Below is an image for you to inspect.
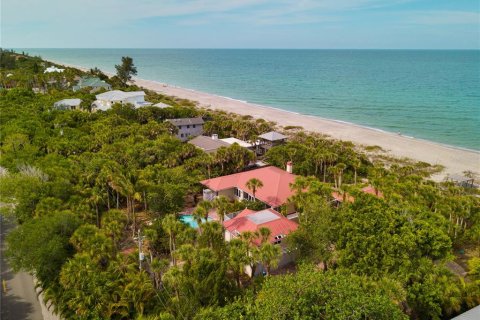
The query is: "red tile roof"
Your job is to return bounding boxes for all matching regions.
[223,208,298,245]
[200,166,297,207]
[331,191,354,203]
[362,185,384,198]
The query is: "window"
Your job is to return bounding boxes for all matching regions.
[193,124,196,128]
[178,125,182,130]
[181,133,184,138]
[234,188,242,198]
[187,125,190,128]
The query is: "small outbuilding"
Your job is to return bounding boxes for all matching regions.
[257,131,287,155]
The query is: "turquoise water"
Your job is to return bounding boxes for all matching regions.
[179,215,211,229]
[19,49,480,150]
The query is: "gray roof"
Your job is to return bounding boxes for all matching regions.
[452,305,480,320]
[247,210,280,224]
[54,98,82,107]
[258,131,287,141]
[188,136,230,153]
[166,117,205,126]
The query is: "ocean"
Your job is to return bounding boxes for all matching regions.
[19,49,480,150]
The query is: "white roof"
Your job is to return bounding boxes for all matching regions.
[54,98,82,107]
[258,131,287,141]
[153,102,172,108]
[220,137,254,148]
[44,66,64,73]
[95,90,145,101]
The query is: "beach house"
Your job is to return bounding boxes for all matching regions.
[53,98,82,111]
[189,135,231,153]
[223,207,298,276]
[72,76,112,92]
[166,117,205,141]
[257,131,287,155]
[201,164,297,216]
[92,90,152,111]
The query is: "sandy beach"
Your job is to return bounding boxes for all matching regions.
[134,77,479,180]
[51,60,480,180]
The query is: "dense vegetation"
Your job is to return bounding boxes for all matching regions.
[1,49,479,319]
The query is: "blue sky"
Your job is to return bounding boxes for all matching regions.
[1,0,479,49]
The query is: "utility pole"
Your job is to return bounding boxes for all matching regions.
[137,229,145,271]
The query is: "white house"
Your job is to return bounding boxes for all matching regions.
[44,66,65,73]
[92,90,152,111]
[53,98,82,110]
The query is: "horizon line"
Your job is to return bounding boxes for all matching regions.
[6,47,480,51]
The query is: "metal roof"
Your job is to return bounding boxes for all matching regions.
[220,137,254,148]
[166,117,205,126]
[188,136,230,153]
[258,131,287,141]
[75,77,111,88]
[95,90,145,101]
[247,210,280,224]
[54,98,82,107]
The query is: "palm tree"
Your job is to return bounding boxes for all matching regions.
[213,195,230,225]
[228,239,248,288]
[350,156,361,185]
[258,243,281,276]
[162,214,182,266]
[336,163,347,188]
[246,178,264,201]
[257,227,271,244]
[150,258,169,289]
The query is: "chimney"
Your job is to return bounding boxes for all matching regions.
[286,161,293,174]
[211,134,218,140]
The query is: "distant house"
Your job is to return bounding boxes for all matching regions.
[361,185,384,198]
[223,207,298,276]
[92,90,152,111]
[220,137,255,150]
[153,102,172,108]
[446,174,476,188]
[201,164,298,215]
[53,98,82,111]
[189,135,231,153]
[72,76,112,92]
[257,131,287,155]
[44,66,64,73]
[166,117,204,141]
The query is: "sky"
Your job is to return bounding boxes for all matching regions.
[1,0,479,49]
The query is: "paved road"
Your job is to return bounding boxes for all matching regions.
[1,215,43,320]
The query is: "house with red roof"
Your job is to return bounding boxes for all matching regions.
[200,164,297,215]
[223,207,298,276]
[361,185,384,198]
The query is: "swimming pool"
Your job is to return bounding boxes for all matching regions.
[179,215,212,229]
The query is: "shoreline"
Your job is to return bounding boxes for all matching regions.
[49,59,480,180]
